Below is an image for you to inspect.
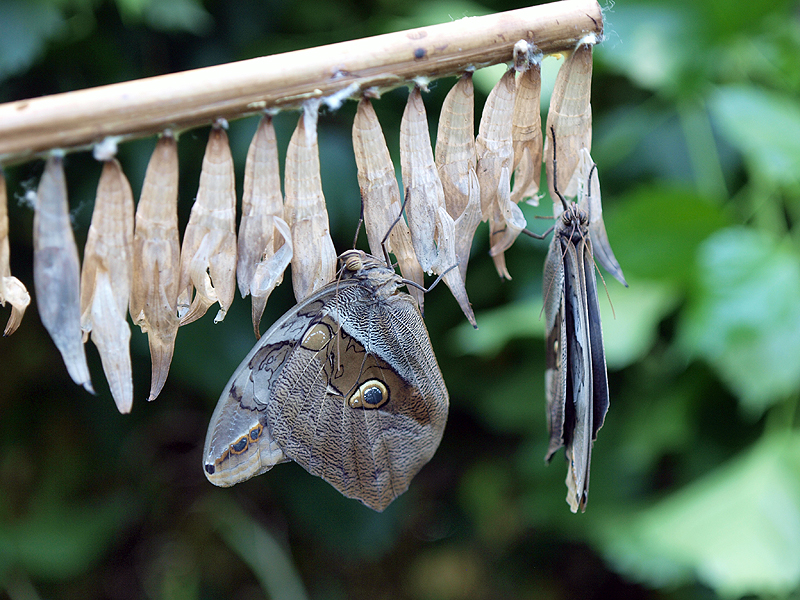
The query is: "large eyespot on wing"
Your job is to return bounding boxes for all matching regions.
[348,379,389,409]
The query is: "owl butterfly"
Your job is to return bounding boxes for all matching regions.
[203,249,449,512]
[530,130,624,513]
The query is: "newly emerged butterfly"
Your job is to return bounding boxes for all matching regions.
[530,129,624,512]
[204,248,449,512]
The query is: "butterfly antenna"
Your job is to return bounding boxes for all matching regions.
[401,262,458,295]
[550,126,570,212]
[332,257,350,351]
[381,188,409,268]
[352,197,365,250]
[588,162,598,193]
[592,252,616,319]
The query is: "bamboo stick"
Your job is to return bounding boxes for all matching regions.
[0,0,602,165]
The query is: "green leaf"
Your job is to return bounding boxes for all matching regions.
[0,494,134,581]
[708,85,800,187]
[450,299,543,357]
[599,5,700,95]
[0,0,64,82]
[681,227,800,413]
[599,278,680,369]
[204,494,309,600]
[144,0,213,35]
[451,275,679,371]
[469,359,543,436]
[597,431,800,598]
[606,185,730,286]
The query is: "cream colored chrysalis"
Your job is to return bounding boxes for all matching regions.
[284,100,337,302]
[476,69,527,279]
[33,156,93,392]
[435,73,482,283]
[130,133,181,401]
[80,154,135,412]
[178,122,238,325]
[352,96,424,310]
[400,86,476,327]
[0,170,30,335]
[575,148,626,287]
[238,115,292,337]
[511,41,543,205]
[544,39,594,203]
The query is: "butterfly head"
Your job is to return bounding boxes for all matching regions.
[338,249,388,274]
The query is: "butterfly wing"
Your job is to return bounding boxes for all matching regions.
[563,235,594,513]
[544,204,612,513]
[543,233,567,461]
[582,238,609,440]
[202,295,325,486]
[267,282,449,511]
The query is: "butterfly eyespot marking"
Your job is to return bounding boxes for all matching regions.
[301,323,333,351]
[231,437,249,454]
[348,379,389,409]
[249,424,263,442]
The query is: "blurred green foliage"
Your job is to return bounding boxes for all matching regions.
[1,0,800,598]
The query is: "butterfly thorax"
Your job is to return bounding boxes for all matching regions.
[557,203,590,244]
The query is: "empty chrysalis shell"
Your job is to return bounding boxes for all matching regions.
[511,61,543,205]
[0,170,30,335]
[435,74,483,284]
[80,159,135,412]
[177,124,238,325]
[352,96,425,310]
[283,102,337,302]
[477,69,527,279]
[544,43,593,202]
[400,86,442,275]
[238,115,293,337]
[436,73,477,220]
[130,133,181,401]
[400,87,476,327]
[33,156,93,392]
[476,68,516,218]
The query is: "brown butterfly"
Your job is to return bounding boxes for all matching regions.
[529,129,625,512]
[203,249,449,512]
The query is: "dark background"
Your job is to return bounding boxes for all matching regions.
[1,0,800,598]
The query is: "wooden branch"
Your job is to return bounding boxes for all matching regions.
[0,0,602,165]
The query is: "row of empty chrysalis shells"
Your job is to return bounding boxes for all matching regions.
[0,38,604,414]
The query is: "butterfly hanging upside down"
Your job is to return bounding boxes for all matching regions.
[203,249,449,512]
[526,129,626,513]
